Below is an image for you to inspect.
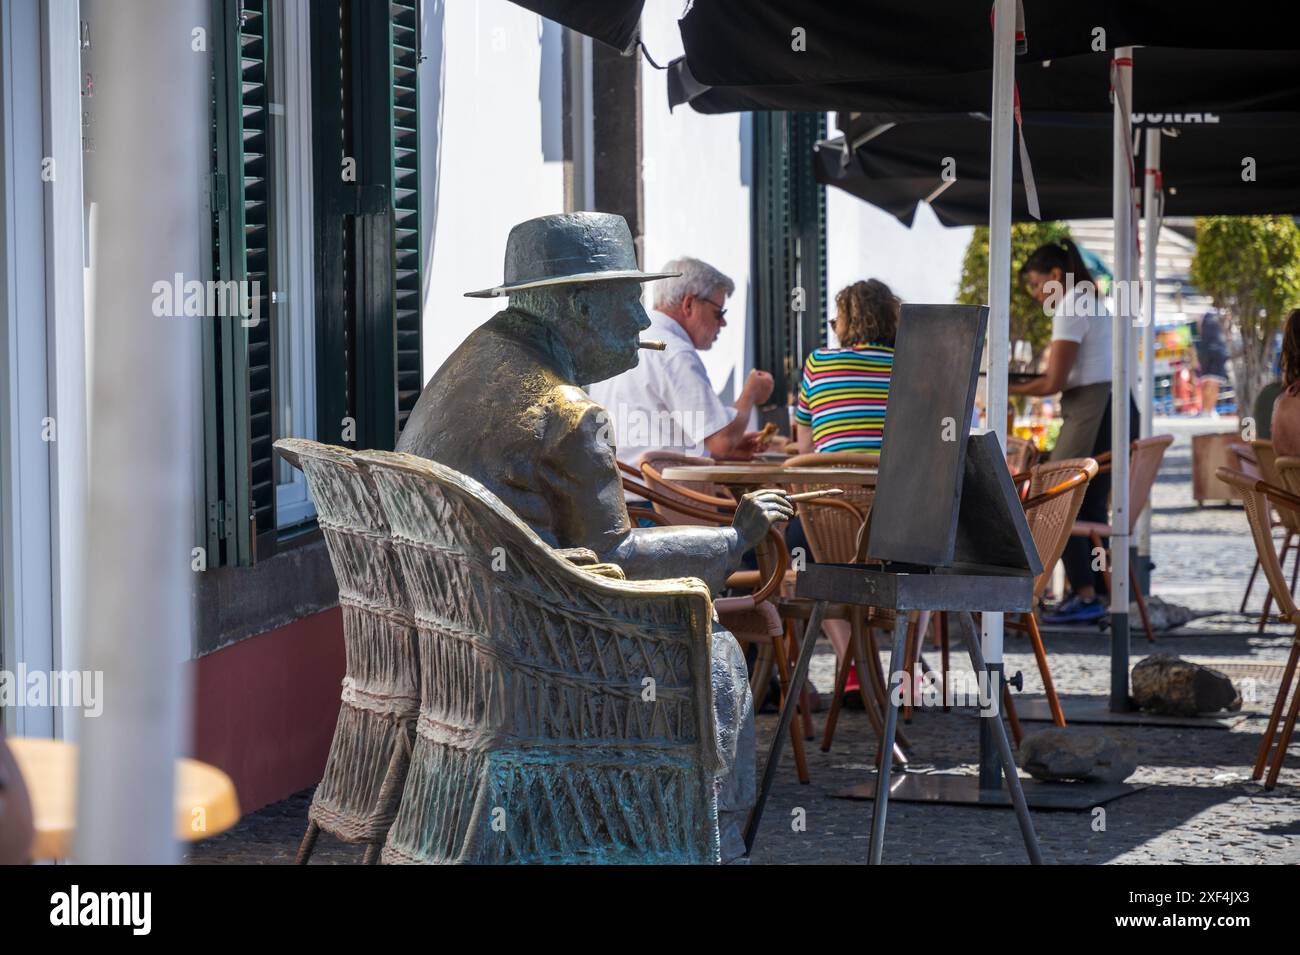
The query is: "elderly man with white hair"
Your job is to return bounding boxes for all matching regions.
[588,256,774,464]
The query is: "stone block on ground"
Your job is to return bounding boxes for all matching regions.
[1131,653,1242,716]
[1017,727,1138,783]
[1131,595,1197,632]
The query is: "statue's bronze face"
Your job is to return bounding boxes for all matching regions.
[508,280,651,386]
[567,281,653,384]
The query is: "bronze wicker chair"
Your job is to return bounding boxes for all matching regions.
[274,439,420,865]
[357,450,723,863]
[1216,467,1300,790]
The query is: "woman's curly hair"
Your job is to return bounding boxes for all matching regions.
[834,279,900,347]
[1282,308,1300,386]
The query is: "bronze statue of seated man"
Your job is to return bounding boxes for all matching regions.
[398,212,791,861]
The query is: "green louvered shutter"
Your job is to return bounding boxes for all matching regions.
[390,0,423,435]
[204,0,276,566]
[312,0,422,451]
[751,112,827,405]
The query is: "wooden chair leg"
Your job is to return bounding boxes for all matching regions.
[940,612,951,712]
[1003,685,1023,747]
[772,632,810,784]
[1131,565,1156,643]
[1266,656,1300,790]
[902,615,919,723]
[1255,633,1300,781]
[1290,537,1300,596]
[1025,612,1066,726]
[1241,555,1261,614]
[1260,535,1291,632]
[821,635,853,752]
[787,624,815,741]
[295,820,320,865]
[750,642,776,712]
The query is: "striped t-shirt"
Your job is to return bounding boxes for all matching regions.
[794,344,895,452]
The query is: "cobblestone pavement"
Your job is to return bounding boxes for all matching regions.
[189,416,1299,864]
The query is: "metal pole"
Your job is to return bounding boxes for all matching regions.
[979,0,1016,783]
[1110,48,1135,711]
[868,614,911,864]
[74,0,204,862]
[1137,130,1160,583]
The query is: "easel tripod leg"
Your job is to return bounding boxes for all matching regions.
[744,599,827,855]
[958,612,1044,865]
[867,615,910,865]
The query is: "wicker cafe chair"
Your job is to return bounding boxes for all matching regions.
[1071,434,1174,642]
[1005,457,1100,731]
[1216,467,1300,790]
[357,450,722,863]
[639,451,736,526]
[780,452,912,755]
[1256,452,1300,631]
[273,439,420,865]
[618,469,815,784]
[1239,441,1274,617]
[1005,434,1040,475]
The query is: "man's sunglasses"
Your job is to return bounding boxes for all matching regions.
[697,296,727,320]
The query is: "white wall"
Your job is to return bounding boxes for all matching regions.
[826,177,974,318]
[419,0,567,375]
[640,0,752,403]
[418,1,756,403]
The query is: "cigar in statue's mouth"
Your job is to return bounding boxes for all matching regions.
[638,339,667,351]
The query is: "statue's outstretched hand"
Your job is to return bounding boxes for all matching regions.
[731,489,794,550]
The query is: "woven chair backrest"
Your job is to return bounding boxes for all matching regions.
[638,450,732,526]
[273,438,419,843]
[783,452,879,564]
[1005,434,1040,474]
[1025,457,1098,598]
[1219,467,1298,622]
[1127,435,1175,529]
[1251,440,1300,533]
[356,449,721,864]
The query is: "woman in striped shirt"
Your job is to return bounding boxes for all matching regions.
[795,279,899,453]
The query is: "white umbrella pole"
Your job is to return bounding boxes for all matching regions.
[74,0,204,862]
[1137,129,1161,578]
[979,0,1015,788]
[1110,48,1135,711]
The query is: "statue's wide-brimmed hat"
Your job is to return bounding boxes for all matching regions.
[464,212,679,298]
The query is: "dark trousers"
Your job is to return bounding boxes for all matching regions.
[1060,393,1140,595]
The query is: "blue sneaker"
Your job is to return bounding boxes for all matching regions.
[1042,595,1106,625]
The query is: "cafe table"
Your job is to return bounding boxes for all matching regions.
[10,736,240,860]
[660,463,877,492]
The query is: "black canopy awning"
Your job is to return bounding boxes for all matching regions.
[678,0,1300,88]
[508,0,644,52]
[669,47,1300,117]
[816,116,1300,226]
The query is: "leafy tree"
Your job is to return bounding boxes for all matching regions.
[1190,216,1300,416]
[957,221,1071,361]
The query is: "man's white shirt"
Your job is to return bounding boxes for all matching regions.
[586,310,733,466]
